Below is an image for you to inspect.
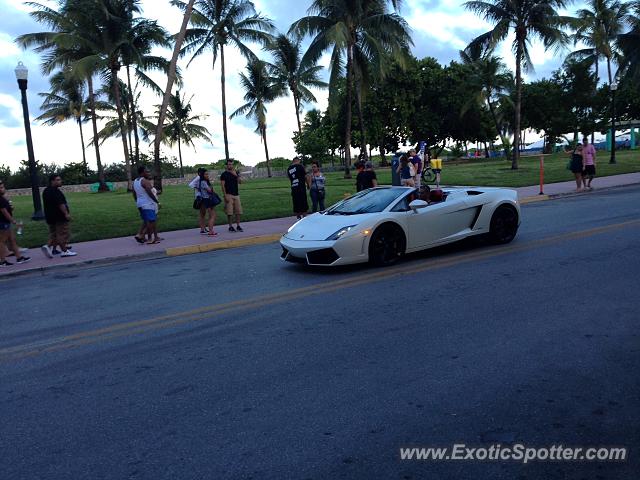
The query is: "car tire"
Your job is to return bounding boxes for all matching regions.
[368,224,405,267]
[489,204,519,244]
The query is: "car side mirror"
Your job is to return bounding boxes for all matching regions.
[409,199,428,212]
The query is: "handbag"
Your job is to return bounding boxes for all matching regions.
[193,197,203,210]
[210,192,222,207]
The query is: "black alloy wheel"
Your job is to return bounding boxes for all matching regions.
[369,225,405,266]
[489,205,519,244]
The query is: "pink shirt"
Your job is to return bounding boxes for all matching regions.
[583,144,596,165]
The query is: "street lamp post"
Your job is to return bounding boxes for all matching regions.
[610,82,618,165]
[15,61,44,220]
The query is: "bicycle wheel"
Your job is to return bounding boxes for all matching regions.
[422,168,436,184]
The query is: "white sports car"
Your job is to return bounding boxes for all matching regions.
[280,186,521,267]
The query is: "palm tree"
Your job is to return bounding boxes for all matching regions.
[231,59,283,177]
[460,49,514,159]
[464,0,569,169]
[172,0,275,162]
[618,2,640,80]
[16,1,109,190]
[290,0,411,176]
[154,0,196,191]
[568,0,633,143]
[266,33,327,134]
[36,70,90,174]
[162,92,212,177]
[570,0,632,86]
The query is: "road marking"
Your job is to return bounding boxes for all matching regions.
[2,218,639,362]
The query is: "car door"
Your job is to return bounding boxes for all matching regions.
[405,195,479,248]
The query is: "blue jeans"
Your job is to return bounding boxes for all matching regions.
[310,189,325,212]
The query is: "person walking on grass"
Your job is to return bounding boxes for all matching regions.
[0,180,30,266]
[41,174,76,258]
[189,168,219,236]
[307,161,326,213]
[288,157,308,219]
[132,166,161,245]
[582,136,597,189]
[356,161,378,191]
[397,155,415,187]
[220,160,243,232]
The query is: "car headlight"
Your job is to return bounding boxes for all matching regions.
[325,225,358,241]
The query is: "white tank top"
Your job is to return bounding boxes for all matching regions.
[134,177,155,209]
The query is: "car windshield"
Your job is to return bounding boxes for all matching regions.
[326,188,408,215]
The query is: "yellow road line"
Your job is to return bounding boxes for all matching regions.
[165,234,283,257]
[3,218,639,362]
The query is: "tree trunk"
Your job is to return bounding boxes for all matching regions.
[77,118,87,176]
[487,98,510,161]
[220,44,230,162]
[343,42,354,179]
[379,143,388,166]
[177,132,184,178]
[592,54,599,144]
[112,70,132,191]
[87,76,107,191]
[355,74,367,162]
[292,87,302,134]
[154,0,195,192]
[262,127,272,178]
[513,34,524,169]
[126,65,140,166]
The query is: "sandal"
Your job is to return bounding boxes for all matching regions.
[207,231,218,237]
[146,239,161,245]
[134,236,145,244]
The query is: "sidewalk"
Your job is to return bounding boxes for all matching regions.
[2,172,639,277]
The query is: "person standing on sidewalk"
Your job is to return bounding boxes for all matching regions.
[307,161,326,213]
[582,136,597,189]
[397,155,415,187]
[41,174,76,258]
[189,168,219,236]
[566,143,585,192]
[288,157,308,219]
[132,166,161,244]
[0,180,30,266]
[220,160,243,232]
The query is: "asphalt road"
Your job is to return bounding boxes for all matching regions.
[1,186,639,480]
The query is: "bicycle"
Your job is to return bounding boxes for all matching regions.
[421,163,436,184]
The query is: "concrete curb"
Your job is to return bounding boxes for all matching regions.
[165,233,283,257]
[520,195,550,204]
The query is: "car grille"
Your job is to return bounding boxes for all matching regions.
[306,248,340,265]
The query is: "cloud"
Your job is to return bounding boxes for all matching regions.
[0,0,570,172]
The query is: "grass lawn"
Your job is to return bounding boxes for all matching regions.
[9,149,639,248]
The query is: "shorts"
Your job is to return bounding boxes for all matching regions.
[0,222,11,231]
[140,209,157,222]
[0,225,10,244]
[401,178,415,187]
[201,197,217,209]
[48,222,70,246]
[430,159,443,170]
[584,165,596,176]
[224,195,243,216]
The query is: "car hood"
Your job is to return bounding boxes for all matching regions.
[284,212,379,241]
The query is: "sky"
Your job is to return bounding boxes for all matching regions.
[0,0,570,172]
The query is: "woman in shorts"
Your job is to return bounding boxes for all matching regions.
[189,168,219,236]
[397,155,415,187]
[567,143,585,192]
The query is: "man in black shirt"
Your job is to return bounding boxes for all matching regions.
[356,161,378,191]
[42,174,76,258]
[220,160,243,232]
[0,180,30,266]
[287,157,308,219]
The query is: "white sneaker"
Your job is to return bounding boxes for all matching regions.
[60,250,77,257]
[41,245,53,258]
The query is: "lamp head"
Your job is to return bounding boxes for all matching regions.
[611,82,618,91]
[15,61,28,81]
